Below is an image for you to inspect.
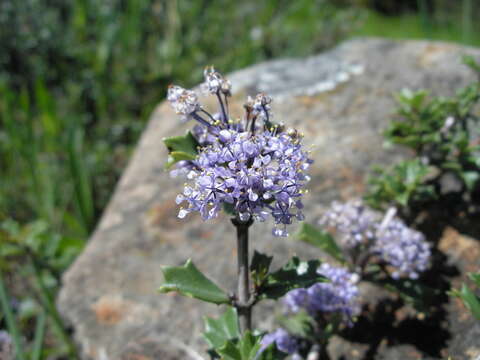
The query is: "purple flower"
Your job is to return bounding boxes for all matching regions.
[374,218,431,279]
[260,328,299,355]
[175,130,311,236]
[284,288,309,313]
[167,68,313,237]
[312,264,360,316]
[321,201,431,279]
[284,264,360,324]
[320,200,377,248]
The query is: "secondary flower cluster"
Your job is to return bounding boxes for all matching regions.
[373,217,431,279]
[167,68,313,236]
[284,264,360,323]
[260,328,300,358]
[321,200,431,279]
[320,200,377,248]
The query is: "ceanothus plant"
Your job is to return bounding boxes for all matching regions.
[159,67,324,359]
[266,200,432,357]
[160,67,438,360]
[158,68,433,360]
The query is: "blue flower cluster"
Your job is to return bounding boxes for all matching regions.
[260,328,301,358]
[373,218,431,279]
[167,68,313,236]
[284,264,360,323]
[321,200,431,279]
[320,200,377,248]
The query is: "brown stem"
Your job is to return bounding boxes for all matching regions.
[231,217,253,333]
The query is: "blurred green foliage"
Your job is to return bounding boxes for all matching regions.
[357,0,480,46]
[365,56,480,212]
[0,218,81,358]
[0,0,361,238]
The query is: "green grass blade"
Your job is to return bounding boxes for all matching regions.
[67,126,94,232]
[0,270,26,360]
[31,311,47,360]
[462,0,473,44]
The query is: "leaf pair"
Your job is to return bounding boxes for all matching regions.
[158,255,326,305]
[204,308,286,360]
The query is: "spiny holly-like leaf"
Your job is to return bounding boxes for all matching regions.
[258,257,325,300]
[296,222,345,262]
[250,251,273,286]
[163,132,199,168]
[203,307,240,350]
[159,259,229,305]
[216,331,286,360]
[163,131,198,155]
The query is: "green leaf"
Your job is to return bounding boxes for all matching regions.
[239,331,258,360]
[159,259,229,305]
[364,159,436,210]
[31,311,47,360]
[278,311,314,338]
[203,307,240,350]
[163,132,199,169]
[217,339,242,360]
[460,171,480,192]
[296,222,345,262]
[223,202,236,216]
[165,151,197,169]
[451,279,480,321]
[462,55,480,73]
[163,132,198,155]
[67,126,94,232]
[259,257,325,300]
[216,331,260,360]
[379,278,438,313]
[250,251,273,286]
[216,331,285,360]
[469,273,480,287]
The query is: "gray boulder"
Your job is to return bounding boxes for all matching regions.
[58,38,480,360]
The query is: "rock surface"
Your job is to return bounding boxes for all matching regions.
[58,38,480,360]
